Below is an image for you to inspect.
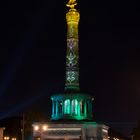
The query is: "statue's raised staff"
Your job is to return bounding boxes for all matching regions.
[66,0,77,9]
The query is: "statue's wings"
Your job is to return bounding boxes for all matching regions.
[66,0,77,9]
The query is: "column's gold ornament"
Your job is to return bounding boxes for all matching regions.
[66,0,77,9]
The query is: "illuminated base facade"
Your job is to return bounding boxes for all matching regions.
[32,92,109,140]
[51,93,93,121]
[33,122,109,140]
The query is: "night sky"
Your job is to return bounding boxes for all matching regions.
[0,0,140,136]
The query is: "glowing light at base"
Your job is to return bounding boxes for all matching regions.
[4,137,10,140]
[34,125,39,131]
[42,125,48,131]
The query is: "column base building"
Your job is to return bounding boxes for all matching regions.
[33,92,109,140]
[33,121,108,140]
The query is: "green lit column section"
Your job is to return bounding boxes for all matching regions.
[62,100,64,116]
[56,100,58,117]
[84,101,87,117]
[71,99,78,115]
[52,100,54,117]
[64,99,71,114]
[78,99,81,116]
[65,1,80,91]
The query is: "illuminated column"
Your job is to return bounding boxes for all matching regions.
[62,100,64,115]
[65,0,80,91]
[52,100,54,117]
[84,102,87,117]
[78,99,81,116]
[70,99,72,115]
[51,0,94,121]
[56,100,58,116]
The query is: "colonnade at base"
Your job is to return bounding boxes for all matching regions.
[51,93,93,120]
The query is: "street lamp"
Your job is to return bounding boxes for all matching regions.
[4,136,9,140]
[34,125,39,131]
[42,125,48,131]
[33,124,48,140]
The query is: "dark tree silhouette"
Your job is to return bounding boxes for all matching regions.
[131,121,140,140]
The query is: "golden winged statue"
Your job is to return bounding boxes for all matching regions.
[66,0,77,9]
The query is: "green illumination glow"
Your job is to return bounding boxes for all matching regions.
[72,99,78,115]
[51,94,93,120]
[84,102,87,117]
[64,99,70,114]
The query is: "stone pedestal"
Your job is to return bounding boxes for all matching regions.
[33,122,109,140]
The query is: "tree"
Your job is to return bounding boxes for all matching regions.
[23,109,48,140]
[132,121,140,140]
